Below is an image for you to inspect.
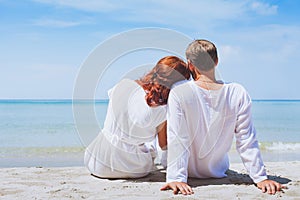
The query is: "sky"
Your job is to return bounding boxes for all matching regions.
[0,0,300,99]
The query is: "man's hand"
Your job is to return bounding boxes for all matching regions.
[160,182,193,195]
[256,179,287,195]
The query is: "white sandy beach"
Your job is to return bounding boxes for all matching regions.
[0,161,299,200]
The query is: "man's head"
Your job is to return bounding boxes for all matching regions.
[185,39,218,72]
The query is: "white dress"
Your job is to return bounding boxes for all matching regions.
[166,81,268,183]
[84,79,166,178]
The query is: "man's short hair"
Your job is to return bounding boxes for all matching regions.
[185,39,218,71]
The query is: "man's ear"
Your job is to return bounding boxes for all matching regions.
[215,58,219,67]
[187,61,198,80]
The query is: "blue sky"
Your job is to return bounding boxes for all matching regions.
[0,0,300,99]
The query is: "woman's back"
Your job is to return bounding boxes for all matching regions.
[103,79,167,144]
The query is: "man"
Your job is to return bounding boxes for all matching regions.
[161,39,285,195]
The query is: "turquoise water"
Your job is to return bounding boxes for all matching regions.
[0,99,299,167]
[0,100,81,148]
[253,100,300,142]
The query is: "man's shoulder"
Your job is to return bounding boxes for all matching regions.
[225,82,252,105]
[170,81,197,103]
[171,81,194,93]
[226,82,248,94]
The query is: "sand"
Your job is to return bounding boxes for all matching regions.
[0,161,299,200]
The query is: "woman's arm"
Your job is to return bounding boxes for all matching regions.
[157,121,167,150]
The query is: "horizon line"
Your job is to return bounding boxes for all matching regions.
[0,98,300,102]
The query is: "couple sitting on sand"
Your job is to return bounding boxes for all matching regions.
[84,39,285,195]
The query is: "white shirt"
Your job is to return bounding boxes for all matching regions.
[104,79,167,144]
[84,79,166,177]
[166,81,267,183]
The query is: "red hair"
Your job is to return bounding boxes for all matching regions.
[137,56,190,107]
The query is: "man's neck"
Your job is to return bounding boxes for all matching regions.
[193,69,224,90]
[194,69,217,83]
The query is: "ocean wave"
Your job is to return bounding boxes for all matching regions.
[259,142,300,151]
[0,147,85,157]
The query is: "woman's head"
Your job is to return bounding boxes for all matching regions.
[138,56,190,107]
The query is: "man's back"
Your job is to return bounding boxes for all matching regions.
[167,81,266,183]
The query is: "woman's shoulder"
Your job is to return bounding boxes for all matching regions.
[109,79,140,95]
[117,78,138,87]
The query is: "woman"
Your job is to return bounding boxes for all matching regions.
[84,56,190,178]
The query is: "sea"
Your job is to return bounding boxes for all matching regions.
[0,99,299,167]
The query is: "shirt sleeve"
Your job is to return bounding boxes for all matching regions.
[235,89,267,183]
[166,89,190,183]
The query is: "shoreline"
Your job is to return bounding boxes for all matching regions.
[0,161,299,199]
[1,147,299,168]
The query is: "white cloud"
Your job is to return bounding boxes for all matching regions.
[33,19,82,28]
[224,24,300,59]
[32,0,119,12]
[114,0,246,28]
[219,45,240,63]
[250,1,278,15]
[31,0,278,28]
[214,24,300,99]
[216,24,300,75]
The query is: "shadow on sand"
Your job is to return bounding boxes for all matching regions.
[120,167,291,187]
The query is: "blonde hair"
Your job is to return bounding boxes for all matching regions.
[186,39,218,71]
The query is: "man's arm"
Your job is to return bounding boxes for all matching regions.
[256,180,287,195]
[161,182,193,195]
[160,89,193,195]
[235,89,286,194]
